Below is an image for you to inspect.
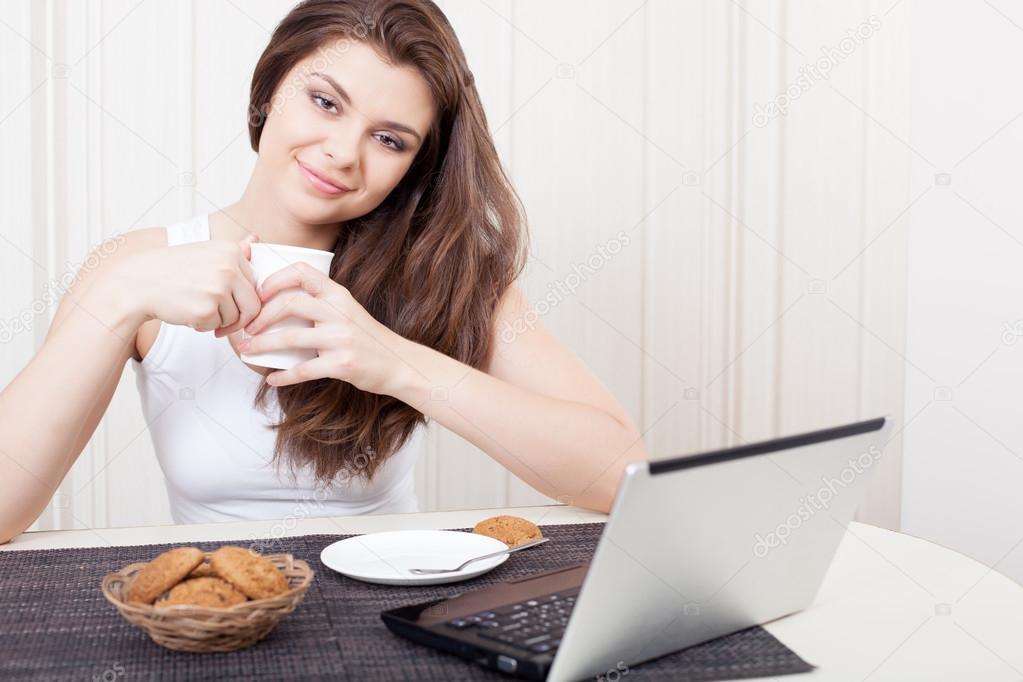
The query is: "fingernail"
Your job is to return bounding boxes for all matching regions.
[237,340,250,351]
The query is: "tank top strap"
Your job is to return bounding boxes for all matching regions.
[132,210,422,522]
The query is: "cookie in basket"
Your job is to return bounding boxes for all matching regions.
[187,561,216,579]
[102,548,314,654]
[156,576,248,608]
[472,515,543,548]
[210,545,289,599]
[126,547,204,605]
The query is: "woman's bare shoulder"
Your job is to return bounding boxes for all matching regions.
[123,226,169,250]
[43,226,171,364]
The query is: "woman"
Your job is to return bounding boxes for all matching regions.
[0,0,647,540]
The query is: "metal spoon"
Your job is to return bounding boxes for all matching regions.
[408,537,549,575]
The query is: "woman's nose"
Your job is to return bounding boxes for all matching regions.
[322,127,361,171]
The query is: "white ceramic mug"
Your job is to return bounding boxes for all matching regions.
[239,242,335,370]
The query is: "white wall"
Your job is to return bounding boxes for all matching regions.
[902,0,1023,585]
[0,1,911,532]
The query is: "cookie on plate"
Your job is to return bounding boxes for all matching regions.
[126,547,204,605]
[472,515,543,548]
[210,546,289,600]
[155,576,248,608]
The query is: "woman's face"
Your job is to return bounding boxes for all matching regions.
[257,40,435,225]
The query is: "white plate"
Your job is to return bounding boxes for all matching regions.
[319,530,510,585]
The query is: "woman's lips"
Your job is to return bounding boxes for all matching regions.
[297,161,350,196]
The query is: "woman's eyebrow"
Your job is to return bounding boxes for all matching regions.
[310,71,423,143]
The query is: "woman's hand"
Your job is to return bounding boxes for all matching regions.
[107,233,262,335]
[236,262,414,395]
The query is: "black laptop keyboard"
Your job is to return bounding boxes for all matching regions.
[444,588,580,655]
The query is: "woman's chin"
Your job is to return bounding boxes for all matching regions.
[288,193,359,225]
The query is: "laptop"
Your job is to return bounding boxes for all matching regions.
[382,416,892,681]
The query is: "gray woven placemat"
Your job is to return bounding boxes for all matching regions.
[0,522,814,681]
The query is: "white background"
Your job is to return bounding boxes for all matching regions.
[1,0,1017,588]
[902,0,1023,587]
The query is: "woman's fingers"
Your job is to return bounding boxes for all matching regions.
[194,310,223,332]
[257,261,334,303]
[241,326,327,353]
[233,277,262,329]
[264,357,335,387]
[246,291,332,334]
[237,242,259,290]
[215,240,261,336]
[238,232,259,263]
[215,275,262,337]
[215,294,238,331]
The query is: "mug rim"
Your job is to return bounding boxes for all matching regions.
[250,242,334,259]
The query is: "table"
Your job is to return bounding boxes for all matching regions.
[5,505,1022,680]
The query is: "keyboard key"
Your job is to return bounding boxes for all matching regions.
[466,611,494,620]
[496,655,517,674]
[472,589,579,658]
[478,631,517,644]
[447,619,471,628]
[494,603,526,615]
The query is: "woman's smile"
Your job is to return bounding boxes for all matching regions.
[297,159,352,196]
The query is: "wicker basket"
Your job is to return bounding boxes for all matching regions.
[101,551,314,653]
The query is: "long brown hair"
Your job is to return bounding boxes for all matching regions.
[247,0,528,489]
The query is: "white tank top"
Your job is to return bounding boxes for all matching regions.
[129,213,422,524]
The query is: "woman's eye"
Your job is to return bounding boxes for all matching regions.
[311,93,337,113]
[309,92,403,151]
[376,133,404,151]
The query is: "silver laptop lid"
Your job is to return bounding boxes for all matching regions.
[547,416,892,682]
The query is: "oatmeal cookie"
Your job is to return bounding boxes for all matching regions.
[155,576,248,608]
[472,515,543,548]
[210,546,289,600]
[126,547,204,605]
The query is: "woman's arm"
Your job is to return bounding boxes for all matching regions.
[0,232,157,544]
[0,229,260,544]
[240,269,650,514]
[392,284,649,513]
